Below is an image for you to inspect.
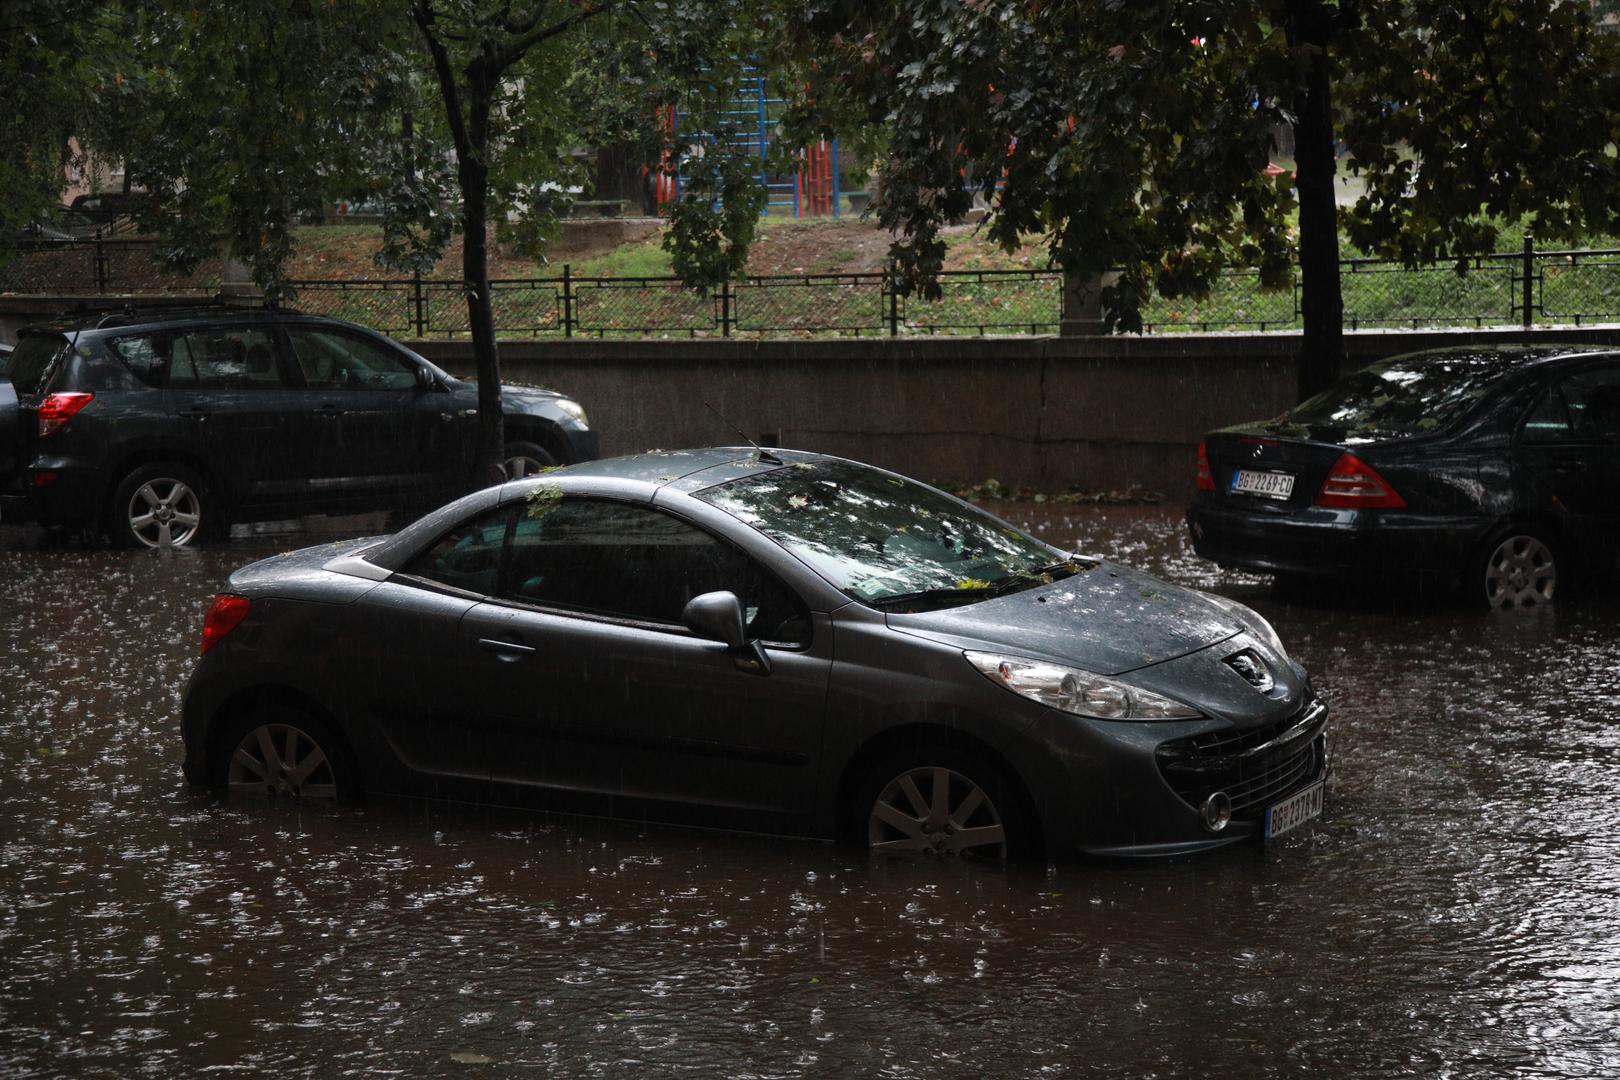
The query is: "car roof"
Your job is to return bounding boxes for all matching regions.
[363,447,825,572]
[19,306,369,336]
[1381,344,1618,370]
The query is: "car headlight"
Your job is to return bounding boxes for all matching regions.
[555,398,589,426]
[1201,592,1290,662]
[965,651,1201,721]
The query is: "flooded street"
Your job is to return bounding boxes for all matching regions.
[2,505,1618,1078]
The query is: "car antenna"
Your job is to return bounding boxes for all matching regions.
[704,401,784,466]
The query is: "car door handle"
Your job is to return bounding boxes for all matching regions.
[478,637,535,657]
[314,404,344,418]
[177,407,208,422]
[1552,458,1587,473]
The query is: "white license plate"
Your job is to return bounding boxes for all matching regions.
[1231,468,1295,500]
[1264,781,1324,840]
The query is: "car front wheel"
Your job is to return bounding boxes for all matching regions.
[855,748,1036,861]
[110,463,211,548]
[1472,526,1559,610]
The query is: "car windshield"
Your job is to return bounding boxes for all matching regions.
[694,458,1080,607]
[1278,350,1522,438]
[5,333,69,395]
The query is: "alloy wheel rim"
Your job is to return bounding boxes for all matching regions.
[128,478,201,548]
[504,454,548,480]
[226,723,338,800]
[868,765,1007,858]
[1484,535,1556,609]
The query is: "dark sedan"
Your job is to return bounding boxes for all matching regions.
[182,449,1328,860]
[1187,346,1620,608]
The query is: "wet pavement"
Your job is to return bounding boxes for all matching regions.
[2,505,1618,1077]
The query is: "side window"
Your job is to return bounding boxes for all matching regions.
[106,334,167,388]
[178,328,284,389]
[403,507,515,596]
[504,499,809,643]
[1524,366,1620,443]
[287,329,418,391]
[108,328,283,389]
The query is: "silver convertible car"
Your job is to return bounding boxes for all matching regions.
[181,449,1328,859]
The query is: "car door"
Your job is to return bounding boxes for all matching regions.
[351,504,519,791]
[459,495,832,827]
[1517,362,1620,563]
[282,326,448,507]
[111,325,305,506]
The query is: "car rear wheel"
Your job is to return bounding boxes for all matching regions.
[856,748,1036,861]
[1472,526,1559,610]
[216,708,355,802]
[502,440,557,480]
[110,463,211,548]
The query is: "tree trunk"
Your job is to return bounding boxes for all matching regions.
[459,95,505,488]
[1291,0,1344,402]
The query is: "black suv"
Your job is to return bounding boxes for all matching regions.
[0,309,597,546]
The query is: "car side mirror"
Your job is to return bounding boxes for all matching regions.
[414,365,437,392]
[682,591,770,675]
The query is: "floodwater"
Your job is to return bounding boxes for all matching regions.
[2,505,1618,1078]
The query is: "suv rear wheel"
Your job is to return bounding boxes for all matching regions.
[110,463,213,548]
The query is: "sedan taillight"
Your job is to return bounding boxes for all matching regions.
[1195,440,1215,491]
[200,594,251,655]
[1315,452,1406,509]
[37,392,94,437]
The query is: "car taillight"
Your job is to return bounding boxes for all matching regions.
[200,594,251,655]
[1195,440,1215,491]
[37,392,94,437]
[1315,452,1406,509]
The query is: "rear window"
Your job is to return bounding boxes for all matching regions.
[5,334,70,395]
[1286,351,1523,437]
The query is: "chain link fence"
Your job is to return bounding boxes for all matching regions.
[0,236,221,294]
[9,235,1620,338]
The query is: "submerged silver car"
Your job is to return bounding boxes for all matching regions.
[182,448,1328,859]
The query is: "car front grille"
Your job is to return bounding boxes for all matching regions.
[1155,698,1327,817]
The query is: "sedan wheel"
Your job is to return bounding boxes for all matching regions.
[226,721,340,800]
[867,765,1008,859]
[1480,532,1557,609]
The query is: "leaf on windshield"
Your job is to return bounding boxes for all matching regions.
[787,494,809,509]
[1416,417,1440,429]
[956,577,992,590]
[525,481,562,519]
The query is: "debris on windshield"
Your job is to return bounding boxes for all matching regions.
[955,577,991,590]
[788,494,809,510]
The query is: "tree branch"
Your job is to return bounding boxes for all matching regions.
[412,0,473,160]
[499,0,619,64]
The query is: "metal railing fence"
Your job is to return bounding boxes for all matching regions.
[8,233,1620,338]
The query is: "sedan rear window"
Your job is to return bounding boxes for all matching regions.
[5,333,69,395]
[1285,351,1523,437]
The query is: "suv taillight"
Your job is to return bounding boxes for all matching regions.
[37,392,94,437]
[200,594,251,655]
[1315,452,1406,509]
[1195,440,1215,491]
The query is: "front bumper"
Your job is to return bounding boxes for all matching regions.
[1007,696,1329,858]
[1186,499,1485,579]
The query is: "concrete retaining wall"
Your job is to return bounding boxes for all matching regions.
[411,326,1620,494]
